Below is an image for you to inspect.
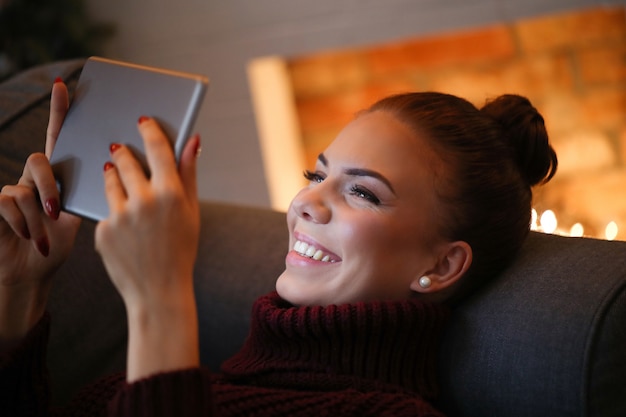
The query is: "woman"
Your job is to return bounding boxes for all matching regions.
[0,78,556,416]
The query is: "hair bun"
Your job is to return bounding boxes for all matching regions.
[481,94,557,187]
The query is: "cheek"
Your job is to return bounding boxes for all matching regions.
[286,203,300,234]
[341,215,409,257]
[344,218,426,300]
[335,214,372,247]
[363,215,432,264]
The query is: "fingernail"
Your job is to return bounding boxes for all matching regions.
[138,116,150,124]
[45,198,60,220]
[193,134,202,157]
[37,237,50,257]
[104,161,115,172]
[54,77,63,84]
[109,143,122,154]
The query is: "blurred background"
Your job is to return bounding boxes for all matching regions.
[1,0,625,239]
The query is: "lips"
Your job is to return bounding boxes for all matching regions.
[293,238,340,263]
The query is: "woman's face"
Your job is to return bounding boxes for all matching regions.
[276,110,449,306]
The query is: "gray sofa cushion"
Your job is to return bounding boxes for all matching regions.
[438,232,626,417]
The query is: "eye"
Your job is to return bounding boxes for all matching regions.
[350,185,380,205]
[303,170,325,183]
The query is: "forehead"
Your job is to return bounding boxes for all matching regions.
[323,111,438,182]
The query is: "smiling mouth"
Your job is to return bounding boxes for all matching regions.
[294,240,338,263]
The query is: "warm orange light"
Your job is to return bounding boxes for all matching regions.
[570,223,584,237]
[540,210,557,234]
[605,221,618,241]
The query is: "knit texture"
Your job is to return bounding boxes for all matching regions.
[221,291,449,398]
[1,292,449,416]
[0,313,50,417]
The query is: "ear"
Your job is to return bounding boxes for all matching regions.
[410,241,472,294]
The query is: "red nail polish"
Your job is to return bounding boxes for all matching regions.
[110,143,122,154]
[54,77,63,84]
[138,116,150,124]
[104,161,115,171]
[37,237,50,257]
[45,198,60,220]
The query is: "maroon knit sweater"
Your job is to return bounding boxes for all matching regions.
[1,292,449,416]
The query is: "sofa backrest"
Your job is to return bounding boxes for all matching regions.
[437,231,626,417]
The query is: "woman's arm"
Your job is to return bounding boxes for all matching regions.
[95,117,201,382]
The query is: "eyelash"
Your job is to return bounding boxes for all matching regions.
[303,170,324,183]
[302,170,381,205]
[349,185,380,205]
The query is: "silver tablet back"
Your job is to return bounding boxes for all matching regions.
[50,56,208,221]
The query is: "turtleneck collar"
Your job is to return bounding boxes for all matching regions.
[220,292,449,400]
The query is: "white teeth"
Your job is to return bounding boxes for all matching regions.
[294,240,335,263]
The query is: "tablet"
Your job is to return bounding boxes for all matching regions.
[50,56,209,221]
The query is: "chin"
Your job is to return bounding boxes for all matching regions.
[275,272,325,307]
[275,272,303,306]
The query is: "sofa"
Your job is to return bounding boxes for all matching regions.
[1,60,624,417]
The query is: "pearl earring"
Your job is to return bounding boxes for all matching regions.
[419,276,432,289]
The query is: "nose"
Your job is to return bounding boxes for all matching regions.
[290,184,332,224]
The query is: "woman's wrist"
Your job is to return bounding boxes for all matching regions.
[124,287,200,382]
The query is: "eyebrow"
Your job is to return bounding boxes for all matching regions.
[317,153,396,194]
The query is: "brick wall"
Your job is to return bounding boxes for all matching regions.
[288,6,626,239]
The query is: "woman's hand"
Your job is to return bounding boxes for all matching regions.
[95,117,201,382]
[0,80,81,345]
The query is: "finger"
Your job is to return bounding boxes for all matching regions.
[137,117,178,185]
[102,161,127,215]
[0,190,32,239]
[109,143,149,197]
[45,79,69,158]
[178,134,200,202]
[0,185,49,256]
[18,153,61,220]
